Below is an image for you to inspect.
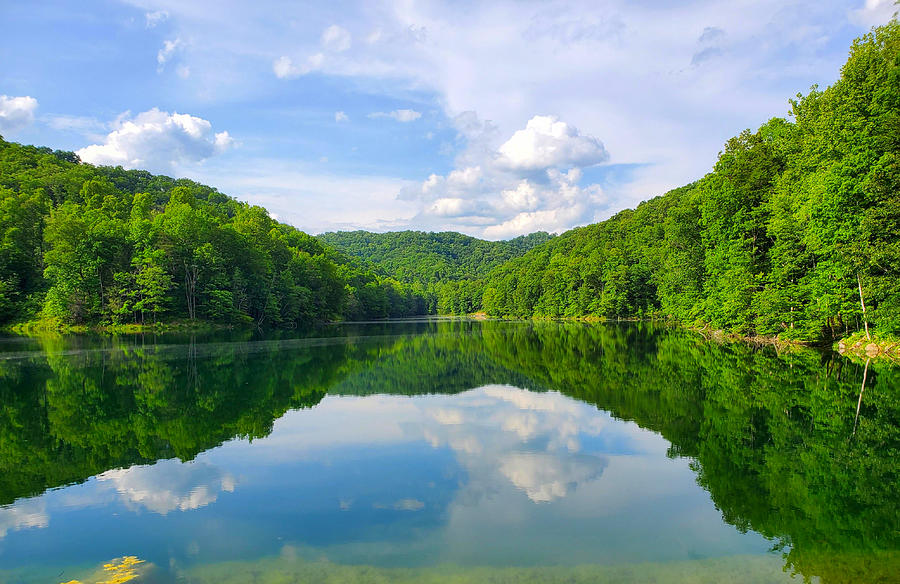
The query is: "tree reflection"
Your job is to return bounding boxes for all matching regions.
[0,321,897,582]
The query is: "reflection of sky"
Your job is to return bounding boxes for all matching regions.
[0,385,775,576]
[98,460,236,515]
[0,499,47,538]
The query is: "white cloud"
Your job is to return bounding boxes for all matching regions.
[322,25,352,52]
[501,180,539,212]
[273,24,350,80]
[448,165,482,186]
[176,64,191,78]
[157,37,183,71]
[850,0,898,26]
[427,197,480,217]
[0,95,38,135]
[111,0,885,235]
[335,110,349,122]
[98,459,236,515]
[145,10,169,28]
[273,56,297,78]
[76,108,233,172]
[368,109,422,122]
[400,113,609,238]
[496,115,608,171]
[273,53,325,78]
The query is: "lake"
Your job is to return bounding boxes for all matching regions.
[0,319,897,583]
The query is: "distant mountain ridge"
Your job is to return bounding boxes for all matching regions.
[317,230,554,284]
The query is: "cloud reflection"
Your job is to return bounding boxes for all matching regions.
[98,459,236,515]
[499,452,606,502]
[413,386,610,502]
[0,498,48,538]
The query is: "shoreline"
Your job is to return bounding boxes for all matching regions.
[5,314,899,364]
[835,333,900,363]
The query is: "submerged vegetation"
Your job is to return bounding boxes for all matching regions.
[61,556,145,584]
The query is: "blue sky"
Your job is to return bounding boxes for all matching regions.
[1,1,896,238]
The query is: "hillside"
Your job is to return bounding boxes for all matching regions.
[446,22,900,343]
[316,230,553,284]
[1,23,897,339]
[0,140,430,328]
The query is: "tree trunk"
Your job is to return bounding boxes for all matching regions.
[857,273,870,341]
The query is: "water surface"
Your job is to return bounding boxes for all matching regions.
[0,320,897,583]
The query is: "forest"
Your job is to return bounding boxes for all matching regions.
[433,22,899,342]
[322,23,899,343]
[0,23,897,342]
[0,141,439,328]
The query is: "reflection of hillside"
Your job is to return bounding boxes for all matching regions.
[479,322,900,583]
[1,321,898,582]
[328,328,548,397]
[0,333,372,505]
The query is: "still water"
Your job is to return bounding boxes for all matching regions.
[0,320,897,583]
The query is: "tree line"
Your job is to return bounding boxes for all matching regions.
[436,22,899,342]
[1,22,897,339]
[0,141,430,328]
[317,229,552,313]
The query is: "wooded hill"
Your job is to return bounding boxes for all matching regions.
[317,230,553,284]
[440,22,899,342]
[0,141,433,328]
[1,22,897,341]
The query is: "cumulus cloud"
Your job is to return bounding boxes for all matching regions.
[401,113,609,238]
[98,460,236,515]
[145,10,169,28]
[322,25,352,52]
[0,95,38,135]
[368,109,422,122]
[496,115,608,171]
[111,0,885,235]
[76,108,233,172]
[335,110,349,122]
